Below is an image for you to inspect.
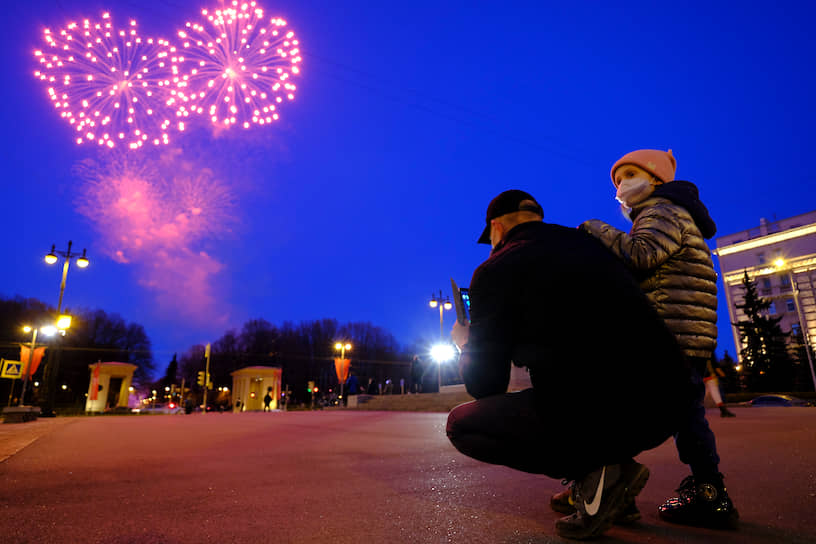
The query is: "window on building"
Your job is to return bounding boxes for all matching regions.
[762,278,772,288]
[758,252,766,264]
[792,323,802,339]
[780,274,791,288]
[787,299,796,312]
[768,302,777,315]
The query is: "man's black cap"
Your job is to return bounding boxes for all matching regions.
[477,189,544,244]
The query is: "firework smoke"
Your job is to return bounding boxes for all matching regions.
[74,151,237,324]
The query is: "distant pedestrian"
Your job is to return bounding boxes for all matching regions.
[263,387,273,412]
[345,372,359,406]
[705,360,736,418]
[410,355,423,393]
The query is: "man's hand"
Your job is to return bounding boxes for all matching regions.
[451,320,469,352]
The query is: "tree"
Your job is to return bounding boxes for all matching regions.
[733,271,793,391]
[161,354,178,388]
[180,317,409,404]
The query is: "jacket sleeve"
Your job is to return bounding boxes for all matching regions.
[460,265,512,399]
[579,204,683,273]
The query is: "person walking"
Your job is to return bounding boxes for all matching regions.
[705,360,736,418]
[263,388,273,412]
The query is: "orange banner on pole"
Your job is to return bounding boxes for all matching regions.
[334,358,351,384]
[89,362,101,401]
[19,345,46,377]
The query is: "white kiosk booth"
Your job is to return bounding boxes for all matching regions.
[230,366,282,412]
[85,362,137,413]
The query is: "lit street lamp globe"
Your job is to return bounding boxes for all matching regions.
[430,343,456,363]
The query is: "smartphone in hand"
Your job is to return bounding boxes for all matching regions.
[450,278,471,325]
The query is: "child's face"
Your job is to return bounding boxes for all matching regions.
[613,164,661,188]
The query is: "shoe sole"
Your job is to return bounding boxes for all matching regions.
[659,506,740,530]
[551,500,641,525]
[556,464,650,540]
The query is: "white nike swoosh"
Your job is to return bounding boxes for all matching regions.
[584,466,606,516]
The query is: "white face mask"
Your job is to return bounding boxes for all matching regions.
[615,177,654,208]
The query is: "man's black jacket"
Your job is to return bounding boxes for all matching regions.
[461,221,692,469]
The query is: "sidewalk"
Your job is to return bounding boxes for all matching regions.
[0,415,77,463]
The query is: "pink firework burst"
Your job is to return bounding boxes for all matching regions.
[34,13,184,150]
[173,0,302,129]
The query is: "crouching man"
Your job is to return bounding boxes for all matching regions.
[447,190,693,540]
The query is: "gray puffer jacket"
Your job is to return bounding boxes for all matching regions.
[580,181,718,359]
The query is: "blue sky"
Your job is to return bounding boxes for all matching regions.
[1,0,814,370]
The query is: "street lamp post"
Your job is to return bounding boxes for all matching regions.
[429,291,453,391]
[41,241,89,417]
[19,327,38,407]
[774,259,816,391]
[334,341,352,401]
[19,317,70,407]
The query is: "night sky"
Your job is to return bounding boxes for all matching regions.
[2,0,814,374]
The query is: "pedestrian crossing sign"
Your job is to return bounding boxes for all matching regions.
[1,359,23,379]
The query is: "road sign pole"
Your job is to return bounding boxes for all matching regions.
[202,343,211,413]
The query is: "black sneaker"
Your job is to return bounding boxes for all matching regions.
[658,474,740,529]
[551,487,641,524]
[555,462,650,540]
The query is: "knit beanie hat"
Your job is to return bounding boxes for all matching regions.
[610,149,676,186]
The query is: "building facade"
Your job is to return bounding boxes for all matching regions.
[714,212,816,383]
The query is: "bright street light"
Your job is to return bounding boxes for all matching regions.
[17,314,72,407]
[334,341,353,400]
[429,290,454,390]
[430,343,456,392]
[431,343,456,363]
[41,240,90,417]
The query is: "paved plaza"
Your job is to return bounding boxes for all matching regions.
[1,407,814,543]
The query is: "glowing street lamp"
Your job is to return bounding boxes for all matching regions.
[334,341,352,400]
[429,290,453,340]
[18,317,70,407]
[45,241,90,315]
[41,241,89,417]
[334,342,352,359]
[430,343,456,391]
[428,290,454,391]
[774,258,816,391]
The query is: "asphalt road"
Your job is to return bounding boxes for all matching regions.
[1,407,814,544]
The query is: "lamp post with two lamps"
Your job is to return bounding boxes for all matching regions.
[773,258,816,391]
[429,291,454,391]
[18,315,72,407]
[41,241,89,417]
[334,341,352,402]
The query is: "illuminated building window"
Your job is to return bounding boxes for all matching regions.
[768,302,777,315]
[787,299,796,312]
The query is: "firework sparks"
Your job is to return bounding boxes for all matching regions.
[34,13,184,150]
[172,0,301,129]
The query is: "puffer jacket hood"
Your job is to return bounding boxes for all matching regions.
[646,181,717,239]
